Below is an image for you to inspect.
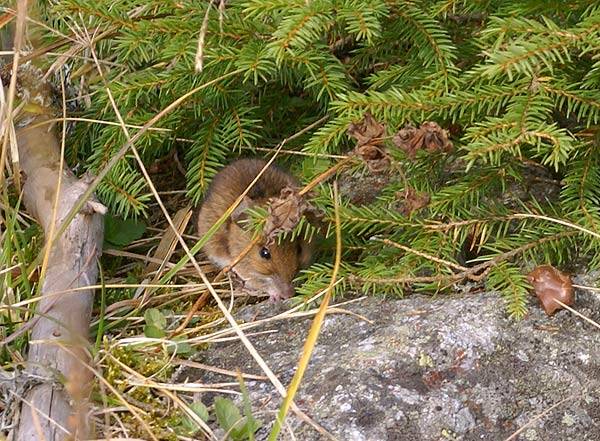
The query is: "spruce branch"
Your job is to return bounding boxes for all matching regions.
[353,230,577,288]
[35,0,600,323]
[374,237,469,273]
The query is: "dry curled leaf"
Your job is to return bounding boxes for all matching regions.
[396,187,430,216]
[347,112,390,172]
[355,144,390,172]
[393,121,453,159]
[527,265,574,315]
[264,187,320,242]
[392,125,421,159]
[347,112,385,146]
[421,121,453,153]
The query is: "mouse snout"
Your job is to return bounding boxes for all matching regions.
[268,277,295,302]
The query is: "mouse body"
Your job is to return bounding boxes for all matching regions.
[196,158,313,301]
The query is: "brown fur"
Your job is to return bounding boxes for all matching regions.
[196,158,313,300]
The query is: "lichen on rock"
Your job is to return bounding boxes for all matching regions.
[175,283,600,440]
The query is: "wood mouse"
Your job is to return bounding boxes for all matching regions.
[196,158,314,301]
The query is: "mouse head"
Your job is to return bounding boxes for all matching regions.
[234,236,314,301]
[228,197,314,301]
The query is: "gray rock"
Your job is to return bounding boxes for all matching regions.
[175,288,600,441]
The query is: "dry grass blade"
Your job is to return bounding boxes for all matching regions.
[554,300,600,330]
[27,116,172,132]
[0,0,27,192]
[195,2,212,72]
[513,213,600,240]
[268,182,343,441]
[144,207,192,276]
[0,283,210,314]
[573,283,600,292]
[298,156,353,197]
[376,237,470,272]
[175,359,267,380]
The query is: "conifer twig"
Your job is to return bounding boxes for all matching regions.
[375,237,470,273]
[355,231,577,286]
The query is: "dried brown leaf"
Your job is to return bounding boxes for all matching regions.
[348,112,390,172]
[393,121,453,159]
[355,144,391,173]
[347,112,385,147]
[527,265,574,315]
[392,125,423,159]
[396,187,430,216]
[264,187,320,242]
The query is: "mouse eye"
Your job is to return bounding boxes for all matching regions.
[259,247,271,260]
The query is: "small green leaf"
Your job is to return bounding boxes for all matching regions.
[103,215,146,248]
[215,397,245,439]
[181,400,209,433]
[190,401,209,421]
[143,324,165,338]
[144,308,167,329]
[167,336,195,355]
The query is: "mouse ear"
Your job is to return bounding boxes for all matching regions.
[231,196,252,223]
[298,238,316,269]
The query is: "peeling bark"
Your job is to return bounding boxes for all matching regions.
[12,112,104,439]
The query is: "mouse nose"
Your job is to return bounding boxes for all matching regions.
[269,279,296,301]
[281,283,295,299]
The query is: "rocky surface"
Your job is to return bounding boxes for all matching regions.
[175,281,600,441]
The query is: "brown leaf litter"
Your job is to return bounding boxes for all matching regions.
[347,112,391,172]
[396,187,431,216]
[527,265,574,315]
[393,121,453,159]
[264,187,322,243]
